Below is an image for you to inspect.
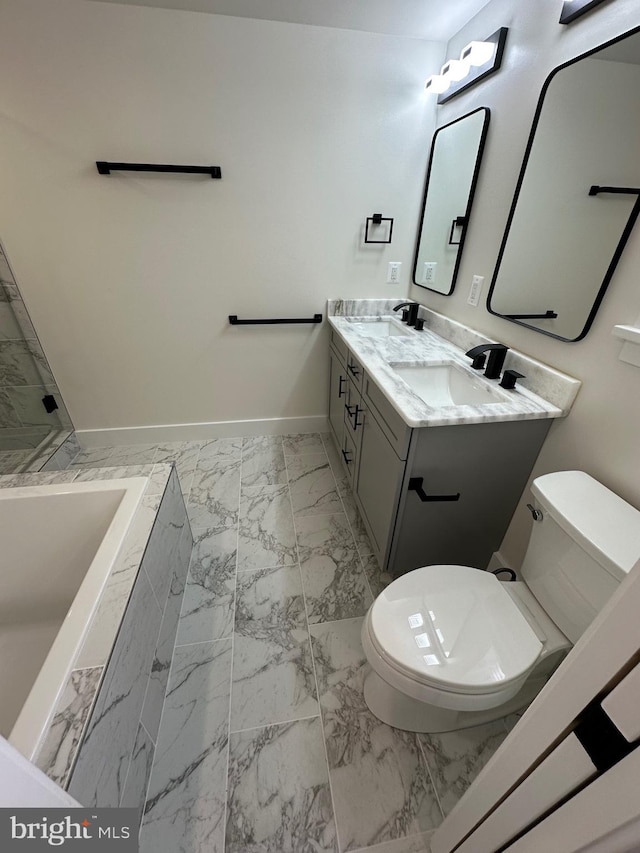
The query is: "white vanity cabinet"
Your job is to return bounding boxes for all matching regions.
[328,334,552,578]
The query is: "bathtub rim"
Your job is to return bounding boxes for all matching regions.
[4,476,149,761]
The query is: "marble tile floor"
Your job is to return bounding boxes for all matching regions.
[67,434,512,853]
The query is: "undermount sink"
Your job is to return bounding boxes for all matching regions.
[348,317,414,338]
[392,362,510,407]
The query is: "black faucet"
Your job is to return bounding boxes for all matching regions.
[393,302,420,326]
[465,343,509,380]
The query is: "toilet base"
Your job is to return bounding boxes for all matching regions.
[363,667,548,733]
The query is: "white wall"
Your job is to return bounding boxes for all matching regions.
[0,0,443,431]
[409,0,640,564]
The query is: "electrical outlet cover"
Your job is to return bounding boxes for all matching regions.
[387,262,402,283]
[468,274,484,306]
[423,262,437,283]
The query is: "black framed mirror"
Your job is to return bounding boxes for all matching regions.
[412,107,490,296]
[488,27,640,342]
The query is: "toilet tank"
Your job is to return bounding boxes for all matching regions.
[522,471,640,644]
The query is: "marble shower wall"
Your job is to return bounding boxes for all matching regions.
[67,468,193,818]
[0,241,72,446]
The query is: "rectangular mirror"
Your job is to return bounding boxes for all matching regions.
[488,27,640,341]
[412,107,490,295]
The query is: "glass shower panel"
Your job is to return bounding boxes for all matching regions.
[0,242,72,473]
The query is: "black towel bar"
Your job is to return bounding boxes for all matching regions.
[589,185,640,196]
[229,314,323,326]
[96,162,221,178]
[505,310,558,319]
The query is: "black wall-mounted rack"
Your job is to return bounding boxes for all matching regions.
[96,162,222,178]
[589,185,640,196]
[506,310,558,320]
[365,214,394,244]
[229,314,323,325]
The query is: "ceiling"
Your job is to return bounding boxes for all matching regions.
[86,0,493,41]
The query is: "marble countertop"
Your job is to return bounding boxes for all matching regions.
[328,300,581,428]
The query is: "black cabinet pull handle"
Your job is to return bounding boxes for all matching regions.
[348,364,361,378]
[97,161,221,178]
[345,404,363,430]
[409,477,460,502]
[341,449,352,465]
[338,376,346,398]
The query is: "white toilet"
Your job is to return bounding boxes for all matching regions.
[361,471,640,733]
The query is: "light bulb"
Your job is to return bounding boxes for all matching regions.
[461,40,495,67]
[424,74,450,94]
[441,58,470,82]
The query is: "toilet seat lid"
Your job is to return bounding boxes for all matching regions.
[369,565,543,695]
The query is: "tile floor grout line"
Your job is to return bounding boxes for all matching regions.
[220,433,243,853]
[416,735,446,824]
[174,637,232,650]
[118,714,156,812]
[285,441,344,853]
[228,712,323,737]
[350,829,435,853]
[358,549,376,608]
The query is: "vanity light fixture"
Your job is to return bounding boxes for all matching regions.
[425,28,508,105]
[559,0,609,25]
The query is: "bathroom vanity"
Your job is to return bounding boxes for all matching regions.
[328,300,580,577]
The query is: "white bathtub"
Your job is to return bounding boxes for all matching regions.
[0,478,148,760]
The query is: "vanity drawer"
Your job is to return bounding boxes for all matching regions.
[363,375,411,460]
[330,330,348,365]
[346,351,364,392]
